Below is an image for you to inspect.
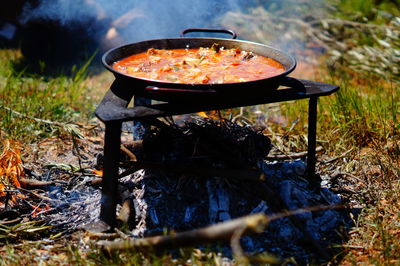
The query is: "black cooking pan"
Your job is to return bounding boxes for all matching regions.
[102,28,296,102]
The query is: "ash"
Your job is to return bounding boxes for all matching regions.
[40,176,101,233]
[118,118,350,262]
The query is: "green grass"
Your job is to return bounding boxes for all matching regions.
[337,0,400,21]
[0,49,98,142]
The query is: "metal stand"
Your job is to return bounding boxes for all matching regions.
[95,77,339,228]
[307,96,318,184]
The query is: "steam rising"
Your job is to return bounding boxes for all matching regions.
[19,0,241,46]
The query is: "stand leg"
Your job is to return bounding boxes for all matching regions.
[100,121,122,229]
[307,97,319,184]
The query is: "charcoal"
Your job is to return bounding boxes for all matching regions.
[142,118,271,169]
[120,118,351,263]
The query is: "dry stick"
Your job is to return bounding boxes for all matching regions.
[97,204,343,252]
[266,146,323,160]
[120,144,137,161]
[17,187,54,202]
[282,117,300,139]
[0,105,63,127]
[19,178,54,190]
[0,218,22,225]
[321,147,354,164]
[336,172,366,185]
[98,213,268,252]
[0,105,93,131]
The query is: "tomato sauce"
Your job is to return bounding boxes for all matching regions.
[112,46,285,84]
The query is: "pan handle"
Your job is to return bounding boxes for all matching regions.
[180,28,237,39]
[146,86,217,94]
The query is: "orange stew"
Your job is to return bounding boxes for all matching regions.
[112,45,285,84]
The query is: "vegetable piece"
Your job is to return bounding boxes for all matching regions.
[211,43,221,53]
[242,51,255,61]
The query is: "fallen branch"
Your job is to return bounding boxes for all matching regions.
[97,204,343,252]
[97,213,268,252]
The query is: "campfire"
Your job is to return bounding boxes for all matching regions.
[82,28,347,263]
[0,9,348,260]
[95,116,347,261]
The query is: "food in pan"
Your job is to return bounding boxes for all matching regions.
[112,44,285,84]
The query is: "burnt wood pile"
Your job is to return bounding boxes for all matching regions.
[99,117,349,262]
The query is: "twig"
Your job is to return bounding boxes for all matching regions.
[18,187,56,202]
[19,178,54,190]
[86,231,119,240]
[336,172,366,185]
[0,105,60,126]
[321,147,354,164]
[0,218,22,225]
[120,144,137,161]
[282,117,300,139]
[341,244,366,250]
[266,146,323,160]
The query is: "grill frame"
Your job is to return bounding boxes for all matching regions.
[95,77,339,228]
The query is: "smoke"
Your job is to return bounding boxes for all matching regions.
[19,0,241,46]
[17,0,328,67]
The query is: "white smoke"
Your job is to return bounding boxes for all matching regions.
[19,0,242,46]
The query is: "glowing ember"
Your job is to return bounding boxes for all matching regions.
[92,169,103,177]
